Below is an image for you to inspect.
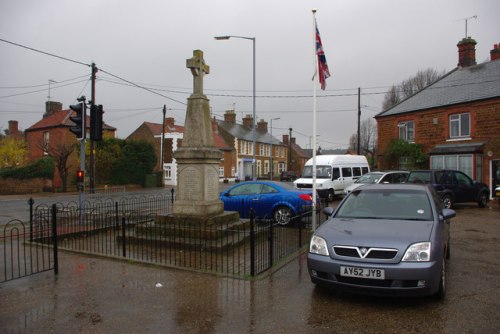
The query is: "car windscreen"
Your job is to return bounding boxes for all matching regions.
[301,165,331,179]
[355,172,383,184]
[335,188,433,221]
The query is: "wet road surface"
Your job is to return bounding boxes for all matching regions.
[0,202,499,333]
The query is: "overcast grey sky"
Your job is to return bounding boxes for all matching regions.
[1,0,499,149]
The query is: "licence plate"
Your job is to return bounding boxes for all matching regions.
[340,266,385,280]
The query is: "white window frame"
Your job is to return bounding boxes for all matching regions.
[398,121,414,142]
[449,113,470,138]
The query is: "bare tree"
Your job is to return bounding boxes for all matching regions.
[382,85,401,111]
[35,141,76,192]
[349,118,377,166]
[48,143,75,192]
[382,68,445,111]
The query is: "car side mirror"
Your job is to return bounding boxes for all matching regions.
[323,207,335,216]
[440,208,456,220]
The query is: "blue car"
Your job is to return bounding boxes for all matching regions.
[220,181,315,225]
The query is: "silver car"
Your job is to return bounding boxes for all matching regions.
[344,171,409,195]
[308,183,455,298]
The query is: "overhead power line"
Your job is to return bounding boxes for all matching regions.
[0,38,91,67]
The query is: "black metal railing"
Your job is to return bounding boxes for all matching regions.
[25,193,327,279]
[1,208,58,283]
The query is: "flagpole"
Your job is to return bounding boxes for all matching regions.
[312,8,318,231]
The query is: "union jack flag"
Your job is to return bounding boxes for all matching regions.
[315,19,330,90]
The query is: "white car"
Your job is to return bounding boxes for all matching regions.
[343,171,409,195]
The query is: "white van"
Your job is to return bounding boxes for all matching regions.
[294,155,370,201]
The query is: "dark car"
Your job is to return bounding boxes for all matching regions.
[280,171,297,182]
[219,181,315,225]
[407,169,489,209]
[308,183,456,298]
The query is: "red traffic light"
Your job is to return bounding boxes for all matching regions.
[76,170,84,183]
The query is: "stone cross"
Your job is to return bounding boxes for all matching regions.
[186,49,210,96]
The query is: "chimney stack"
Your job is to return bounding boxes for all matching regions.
[8,120,19,137]
[242,114,253,128]
[491,43,500,61]
[457,37,477,67]
[223,110,236,124]
[44,101,63,118]
[257,119,268,132]
[282,134,289,145]
[165,117,175,129]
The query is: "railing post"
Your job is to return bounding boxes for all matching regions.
[298,213,303,247]
[269,218,274,266]
[115,202,119,229]
[171,188,175,205]
[121,217,126,257]
[28,197,34,242]
[51,204,59,275]
[250,208,255,277]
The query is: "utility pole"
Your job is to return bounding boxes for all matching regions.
[89,63,98,193]
[357,87,361,155]
[161,105,166,186]
[288,127,292,171]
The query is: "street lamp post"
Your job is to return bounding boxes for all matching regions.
[215,35,256,180]
[270,117,280,180]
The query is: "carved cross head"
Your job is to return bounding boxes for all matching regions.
[186,50,210,95]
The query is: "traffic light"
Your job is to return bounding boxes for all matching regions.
[76,170,85,191]
[90,104,104,141]
[69,101,86,139]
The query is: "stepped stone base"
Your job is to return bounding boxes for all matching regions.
[129,211,249,250]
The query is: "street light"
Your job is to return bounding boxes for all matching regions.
[270,117,280,180]
[215,35,256,180]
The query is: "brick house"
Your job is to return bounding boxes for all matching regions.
[375,38,500,197]
[282,134,309,177]
[25,101,116,189]
[216,110,288,180]
[127,117,233,186]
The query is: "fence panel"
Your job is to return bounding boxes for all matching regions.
[1,219,56,283]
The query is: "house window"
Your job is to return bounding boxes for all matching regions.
[219,167,224,178]
[257,160,262,177]
[43,132,50,155]
[449,113,470,138]
[431,154,478,181]
[264,160,269,175]
[164,166,172,180]
[398,121,414,142]
[278,163,285,173]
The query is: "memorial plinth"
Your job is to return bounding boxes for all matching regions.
[171,49,225,217]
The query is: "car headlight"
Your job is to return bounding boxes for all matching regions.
[402,242,431,262]
[309,235,329,256]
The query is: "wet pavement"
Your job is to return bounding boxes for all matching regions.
[1,202,499,333]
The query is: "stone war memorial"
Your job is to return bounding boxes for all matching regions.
[150,50,241,240]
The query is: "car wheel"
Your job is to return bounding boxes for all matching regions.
[434,257,446,300]
[326,190,335,202]
[477,191,488,208]
[442,194,453,209]
[273,206,293,225]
